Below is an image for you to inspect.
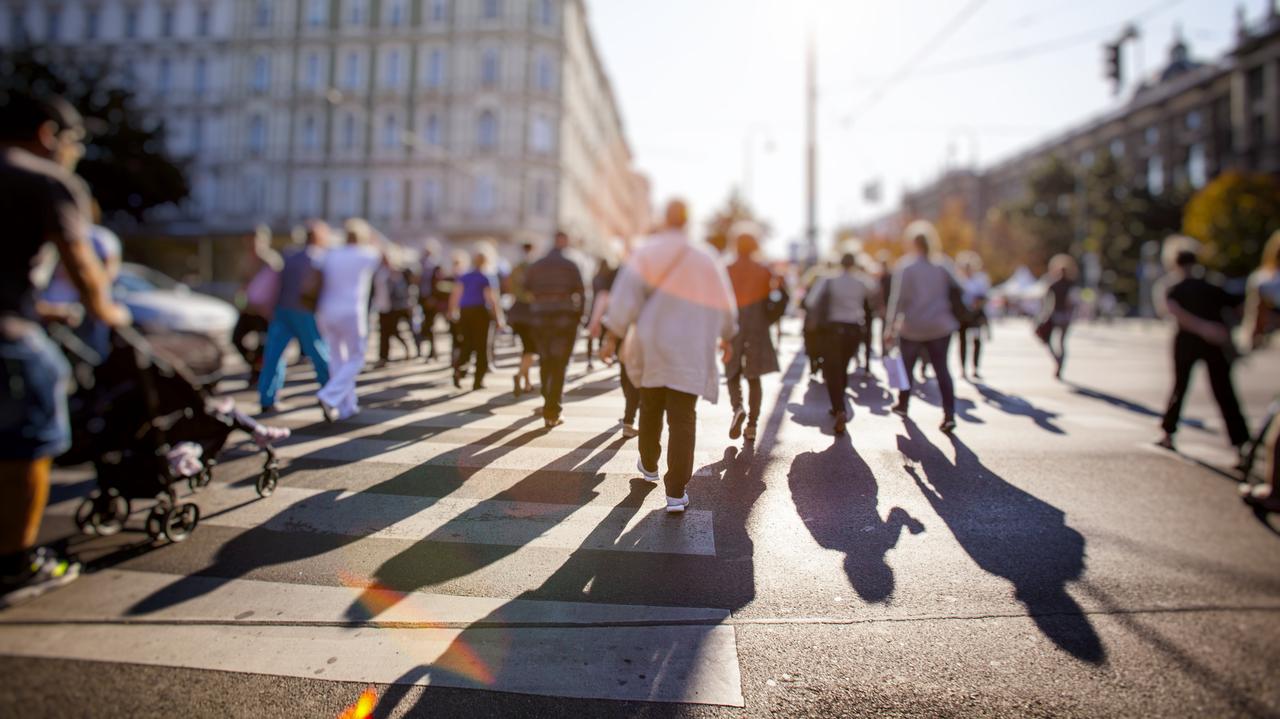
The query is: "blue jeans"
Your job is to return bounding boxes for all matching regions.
[258,307,330,408]
[0,326,71,460]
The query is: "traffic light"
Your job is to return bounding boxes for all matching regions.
[1104,43,1122,94]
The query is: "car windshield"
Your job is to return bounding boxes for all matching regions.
[115,264,180,294]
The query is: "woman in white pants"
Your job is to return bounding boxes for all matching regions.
[316,219,384,421]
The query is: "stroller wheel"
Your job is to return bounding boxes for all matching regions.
[161,503,200,543]
[187,466,214,493]
[74,489,129,536]
[255,467,279,498]
[146,502,170,542]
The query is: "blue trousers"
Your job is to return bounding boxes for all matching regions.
[258,307,330,408]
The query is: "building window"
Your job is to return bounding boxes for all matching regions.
[423,113,442,147]
[1185,110,1202,132]
[303,52,321,90]
[157,58,172,96]
[482,0,501,20]
[386,0,407,27]
[1187,143,1206,189]
[348,0,367,26]
[1144,126,1159,146]
[473,175,496,216]
[529,113,552,154]
[248,114,267,156]
[1109,138,1124,158]
[160,6,175,37]
[481,48,500,88]
[1147,155,1164,195]
[537,0,553,27]
[46,6,62,41]
[425,48,445,88]
[85,7,99,40]
[191,116,204,153]
[534,51,554,92]
[422,179,440,220]
[342,51,361,89]
[476,110,497,150]
[194,57,208,94]
[430,0,447,22]
[532,177,550,217]
[376,178,397,220]
[336,177,359,216]
[197,6,211,36]
[382,114,399,149]
[252,54,271,92]
[342,113,358,150]
[124,7,139,38]
[254,0,271,28]
[302,115,319,150]
[384,49,402,89]
[306,0,327,27]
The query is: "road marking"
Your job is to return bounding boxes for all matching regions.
[0,571,743,706]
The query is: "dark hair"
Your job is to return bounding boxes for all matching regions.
[840,252,857,269]
[1175,250,1197,267]
[0,89,82,142]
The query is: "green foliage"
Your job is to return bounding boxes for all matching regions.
[1183,171,1280,277]
[0,50,189,222]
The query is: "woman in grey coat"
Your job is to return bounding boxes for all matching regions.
[886,221,960,433]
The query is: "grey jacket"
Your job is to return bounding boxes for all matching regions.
[887,255,959,342]
[605,231,738,403]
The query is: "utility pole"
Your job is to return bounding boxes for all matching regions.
[805,25,818,263]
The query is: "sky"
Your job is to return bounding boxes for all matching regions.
[587,0,1265,254]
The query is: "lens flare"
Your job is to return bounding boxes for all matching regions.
[337,688,377,719]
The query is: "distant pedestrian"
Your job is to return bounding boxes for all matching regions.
[801,261,834,377]
[586,258,617,371]
[1244,230,1280,351]
[315,219,383,421]
[505,242,538,397]
[257,221,331,414]
[415,241,445,361]
[233,225,283,384]
[525,231,587,429]
[1155,236,1250,466]
[588,244,640,438]
[806,251,877,435]
[956,251,991,380]
[450,246,503,391]
[886,221,959,433]
[373,253,417,367]
[1036,254,1077,380]
[602,199,737,513]
[724,224,780,442]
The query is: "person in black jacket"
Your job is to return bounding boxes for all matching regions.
[525,231,586,429]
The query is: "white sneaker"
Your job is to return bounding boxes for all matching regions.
[636,457,659,483]
[665,493,690,514]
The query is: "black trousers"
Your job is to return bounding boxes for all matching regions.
[232,312,270,375]
[454,306,491,385]
[536,326,577,421]
[417,299,439,358]
[620,363,639,424]
[378,308,414,361]
[899,334,955,419]
[1161,331,1250,446]
[639,387,698,499]
[958,321,983,373]
[822,323,862,413]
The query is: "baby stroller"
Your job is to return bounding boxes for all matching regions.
[52,324,286,543]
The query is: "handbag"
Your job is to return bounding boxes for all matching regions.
[765,284,790,324]
[803,278,832,333]
[882,351,910,390]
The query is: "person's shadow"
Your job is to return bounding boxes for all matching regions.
[788,433,924,603]
[897,421,1106,664]
[973,382,1065,434]
[849,370,894,416]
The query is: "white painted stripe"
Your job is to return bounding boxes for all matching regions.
[47,483,717,556]
[0,623,742,706]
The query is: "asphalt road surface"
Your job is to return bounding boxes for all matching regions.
[2,318,1278,718]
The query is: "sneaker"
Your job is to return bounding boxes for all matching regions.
[729,408,747,440]
[891,401,909,419]
[452,369,463,389]
[834,410,848,435]
[0,548,81,610]
[665,494,690,514]
[940,417,957,434]
[621,422,639,439]
[1155,434,1176,451]
[318,399,338,424]
[743,424,757,442]
[636,457,660,484]
[545,417,564,430]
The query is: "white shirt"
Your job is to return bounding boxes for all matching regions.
[317,244,381,331]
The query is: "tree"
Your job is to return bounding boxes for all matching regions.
[705,190,769,254]
[0,50,189,223]
[934,195,977,258]
[1006,155,1078,263]
[1183,171,1280,277]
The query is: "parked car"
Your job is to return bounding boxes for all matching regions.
[114,263,239,341]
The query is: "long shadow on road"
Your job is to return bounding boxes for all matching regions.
[897,420,1106,664]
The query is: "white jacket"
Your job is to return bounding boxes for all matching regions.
[605,230,738,403]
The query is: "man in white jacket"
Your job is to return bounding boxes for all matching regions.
[601,200,738,513]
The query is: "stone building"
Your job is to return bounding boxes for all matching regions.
[0,0,651,254]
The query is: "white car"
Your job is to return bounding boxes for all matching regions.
[114,263,239,340]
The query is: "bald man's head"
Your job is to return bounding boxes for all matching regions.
[664,199,688,230]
